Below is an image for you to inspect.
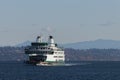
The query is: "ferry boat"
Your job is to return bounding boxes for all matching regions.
[24,36,65,65]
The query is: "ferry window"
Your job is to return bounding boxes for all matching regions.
[36,47,38,49]
[44,51,46,53]
[54,56,57,58]
[59,56,63,58]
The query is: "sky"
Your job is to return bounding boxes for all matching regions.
[0,0,120,46]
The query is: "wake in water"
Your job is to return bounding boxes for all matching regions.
[64,62,91,66]
[36,62,91,66]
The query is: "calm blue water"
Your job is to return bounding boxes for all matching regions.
[0,61,120,80]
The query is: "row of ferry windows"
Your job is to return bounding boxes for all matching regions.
[30,51,63,54]
[54,56,64,58]
[33,47,62,51]
[31,51,51,54]
[34,47,50,49]
[54,52,63,54]
[37,52,63,54]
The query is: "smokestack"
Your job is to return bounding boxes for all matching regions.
[36,36,42,43]
[48,36,55,47]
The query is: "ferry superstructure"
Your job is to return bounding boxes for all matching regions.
[25,36,65,65]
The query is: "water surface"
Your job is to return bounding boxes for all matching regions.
[0,61,120,80]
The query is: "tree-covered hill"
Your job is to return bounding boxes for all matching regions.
[0,47,120,61]
[0,47,25,61]
[65,48,120,61]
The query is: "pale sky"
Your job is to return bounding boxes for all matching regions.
[0,0,120,46]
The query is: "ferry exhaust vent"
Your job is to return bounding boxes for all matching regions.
[36,36,42,43]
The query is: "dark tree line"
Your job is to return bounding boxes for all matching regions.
[65,48,120,61]
[0,47,120,61]
[0,47,26,61]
